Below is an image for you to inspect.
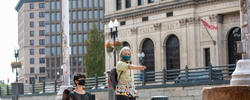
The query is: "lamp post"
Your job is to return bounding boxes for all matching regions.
[109,19,119,66]
[138,50,145,65]
[14,49,19,82]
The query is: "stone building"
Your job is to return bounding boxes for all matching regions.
[16,0,46,84]
[104,0,241,73]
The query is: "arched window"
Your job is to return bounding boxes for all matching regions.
[142,38,155,72]
[228,27,241,64]
[166,35,180,80]
[122,41,130,47]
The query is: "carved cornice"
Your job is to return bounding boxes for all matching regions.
[104,0,216,22]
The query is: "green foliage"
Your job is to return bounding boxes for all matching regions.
[84,25,105,77]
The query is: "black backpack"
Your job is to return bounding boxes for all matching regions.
[108,67,123,90]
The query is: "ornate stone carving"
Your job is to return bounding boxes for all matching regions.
[154,23,162,31]
[179,18,187,27]
[130,27,138,34]
[209,14,217,22]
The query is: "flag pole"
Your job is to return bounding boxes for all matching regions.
[200,18,216,45]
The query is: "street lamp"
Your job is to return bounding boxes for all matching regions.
[14,49,19,82]
[138,50,145,65]
[109,19,119,66]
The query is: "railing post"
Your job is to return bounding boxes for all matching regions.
[209,65,212,80]
[162,68,166,85]
[142,70,146,86]
[95,74,98,90]
[54,80,57,92]
[43,80,45,93]
[6,85,9,95]
[185,65,189,82]
[0,86,2,96]
[32,82,35,94]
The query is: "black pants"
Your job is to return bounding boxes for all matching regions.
[116,95,136,100]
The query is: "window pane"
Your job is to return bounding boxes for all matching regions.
[73,23,76,32]
[30,49,34,55]
[57,12,60,21]
[45,36,50,44]
[100,0,103,8]
[94,11,98,19]
[30,31,34,37]
[73,34,77,43]
[30,40,34,46]
[51,2,55,10]
[72,11,76,20]
[40,67,45,73]
[46,47,50,56]
[57,35,61,44]
[30,22,34,27]
[52,36,55,44]
[57,24,60,32]
[78,11,82,20]
[56,1,60,10]
[78,57,83,66]
[30,58,35,64]
[73,46,77,55]
[100,10,103,19]
[78,34,82,43]
[72,0,76,8]
[39,39,45,45]
[94,0,98,7]
[89,0,92,7]
[84,34,88,41]
[79,46,82,55]
[52,47,55,56]
[39,30,45,36]
[30,13,34,18]
[30,3,34,9]
[78,23,82,32]
[39,3,44,8]
[84,46,87,54]
[45,2,49,10]
[83,0,87,8]
[84,23,87,32]
[39,48,45,54]
[45,13,50,21]
[46,25,50,33]
[83,11,87,19]
[40,58,45,64]
[39,21,45,27]
[52,13,55,21]
[89,11,92,19]
[52,24,55,32]
[100,22,103,30]
[57,47,61,56]
[78,0,81,8]
[89,22,92,29]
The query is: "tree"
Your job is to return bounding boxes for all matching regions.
[84,25,105,77]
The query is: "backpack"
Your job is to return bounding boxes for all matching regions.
[108,67,123,90]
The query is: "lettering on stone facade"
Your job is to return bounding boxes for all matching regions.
[162,21,180,31]
[209,14,217,22]
[179,17,200,27]
[138,25,155,34]
[119,29,131,37]
[130,27,138,34]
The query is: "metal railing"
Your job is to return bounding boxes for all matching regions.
[0,64,235,97]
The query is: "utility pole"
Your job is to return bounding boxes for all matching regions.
[231,0,250,85]
[56,0,71,99]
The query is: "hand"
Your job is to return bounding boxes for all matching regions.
[140,66,146,70]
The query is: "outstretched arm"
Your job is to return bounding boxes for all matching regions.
[129,65,146,70]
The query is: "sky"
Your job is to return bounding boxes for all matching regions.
[0,0,19,84]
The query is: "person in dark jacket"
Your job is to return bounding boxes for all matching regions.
[68,74,92,100]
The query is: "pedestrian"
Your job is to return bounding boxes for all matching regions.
[115,47,146,100]
[68,74,92,100]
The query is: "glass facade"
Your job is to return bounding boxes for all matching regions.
[44,0,104,81]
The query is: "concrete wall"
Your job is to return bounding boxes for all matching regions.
[0,84,227,100]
